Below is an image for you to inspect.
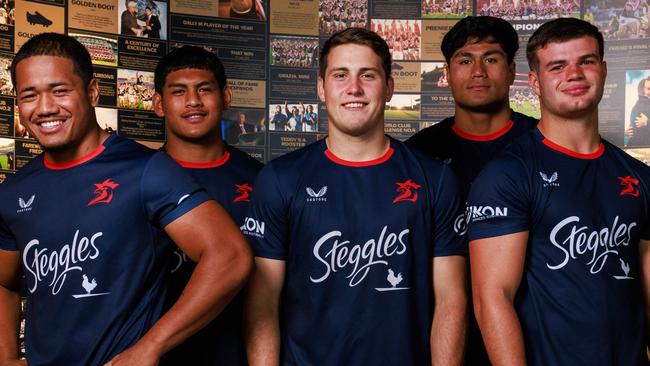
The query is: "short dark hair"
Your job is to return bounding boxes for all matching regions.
[154,46,227,94]
[441,16,519,65]
[320,27,391,80]
[527,18,604,72]
[11,33,93,89]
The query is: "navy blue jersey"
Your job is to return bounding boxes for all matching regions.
[407,111,538,201]
[163,145,262,366]
[0,134,210,366]
[467,129,650,365]
[245,137,465,365]
[407,111,537,365]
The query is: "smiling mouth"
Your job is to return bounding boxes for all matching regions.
[182,111,207,121]
[562,86,589,95]
[342,102,367,109]
[36,118,67,130]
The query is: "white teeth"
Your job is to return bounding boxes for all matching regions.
[41,120,63,128]
[344,103,364,108]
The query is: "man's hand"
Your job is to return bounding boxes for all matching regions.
[635,113,648,128]
[103,341,159,366]
[1,359,26,366]
[626,126,634,138]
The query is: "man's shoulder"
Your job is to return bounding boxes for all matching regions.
[511,111,539,131]
[226,145,264,173]
[405,117,454,153]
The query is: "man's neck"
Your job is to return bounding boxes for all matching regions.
[165,136,226,163]
[537,110,600,154]
[45,127,109,165]
[453,105,512,135]
[326,127,390,162]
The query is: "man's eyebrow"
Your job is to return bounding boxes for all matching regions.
[17,82,68,94]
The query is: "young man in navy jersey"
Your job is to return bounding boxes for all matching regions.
[152,45,263,365]
[468,18,650,365]
[244,28,467,365]
[0,33,252,366]
[408,16,537,365]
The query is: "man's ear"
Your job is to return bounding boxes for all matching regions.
[153,92,165,118]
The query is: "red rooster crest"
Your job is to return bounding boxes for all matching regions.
[393,179,421,203]
[618,176,639,197]
[234,183,253,202]
[87,178,119,206]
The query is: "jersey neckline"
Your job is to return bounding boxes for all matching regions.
[43,135,112,170]
[324,140,394,167]
[539,131,605,160]
[174,150,231,168]
[451,119,514,142]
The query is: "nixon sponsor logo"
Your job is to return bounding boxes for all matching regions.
[310,226,409,287]
[241,217,265,238]
[23,230,102,296]
[468,205,508,221]
[548,216,636,277]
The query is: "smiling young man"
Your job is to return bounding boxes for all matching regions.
[0,34,252,366]
[467,18,650,365]
[407,16,537,365]
[152,45,262,366]
[244,28,467,365]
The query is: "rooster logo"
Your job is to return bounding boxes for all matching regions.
[618,176,639,198]
[375,268,410,292]
[393,179,421,203]
[72,273,111,298]
[234,183,253,202]
[613,259,634,280]
[88,178,119,206]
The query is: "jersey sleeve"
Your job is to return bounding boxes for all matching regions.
[431,164,467,257]
[141,152,211,227]
[466,156,530,241]
[0,214,16,251]
[244,163,289,259]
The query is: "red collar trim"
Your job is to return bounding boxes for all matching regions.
[44,145,106,170]
[325,147,394,167]
[542,138,604,159]
[452,120,514,141]
[174,151,230,168]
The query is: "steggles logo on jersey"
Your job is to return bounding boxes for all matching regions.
[310,226,410,288]
[613,259,634,280]
[392,179,421,203]
[87,178,119,206]
[17,195,36,213]
[547,215,636,276]
[539,171,560,187]
[467,205,508,222]
[234,183,253,202]
[306,186,327,202]
[72,273,110,298]
[23,230,103,296]
[618,176,640,198]
[241,217,265,238]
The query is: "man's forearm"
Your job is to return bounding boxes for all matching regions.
[475,295,526,366]
[244,312,281,366]
[431,297,466,366]
[136,246,252,357]
[0,286,22,363]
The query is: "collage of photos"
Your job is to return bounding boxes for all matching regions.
[0,54,12,96]
[269,102,319,132]
[0,0,13,26]
[117,69,155,111]
[385,94,421,120]
[421,62,449,90]
[70,33,118,67]
[0,137,14,170]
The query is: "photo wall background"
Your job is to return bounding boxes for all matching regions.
[0,0,649,182]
